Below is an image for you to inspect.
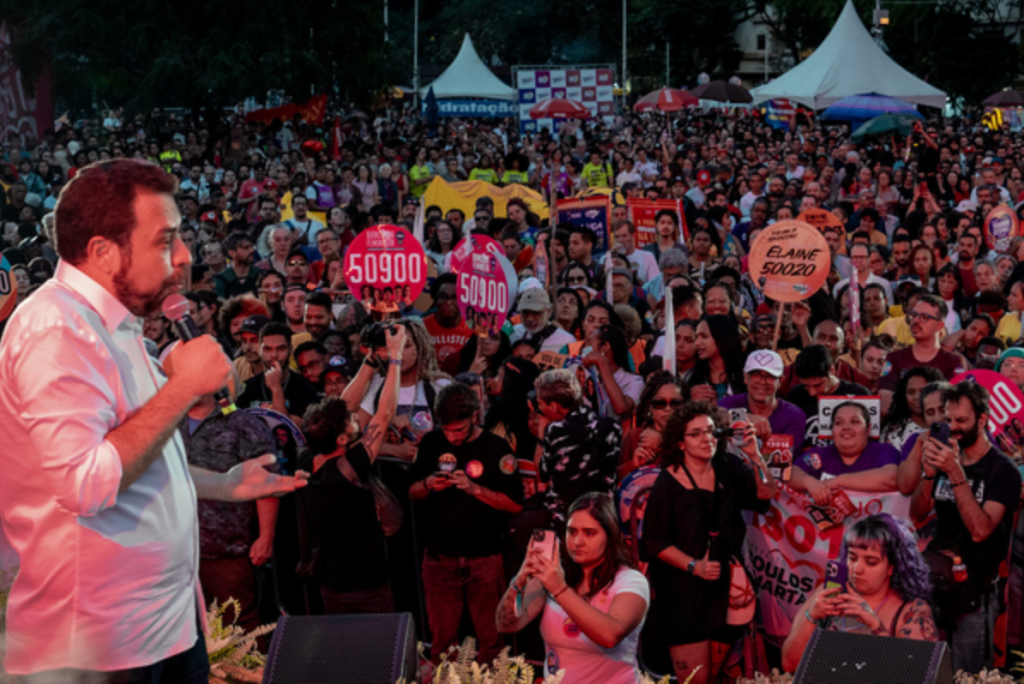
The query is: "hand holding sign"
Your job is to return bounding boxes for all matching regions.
[450,235,518,338]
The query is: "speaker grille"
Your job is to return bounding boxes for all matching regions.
[264,613,415,683]
[795,629,950,684]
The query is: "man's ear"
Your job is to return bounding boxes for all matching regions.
[84,236,124,277]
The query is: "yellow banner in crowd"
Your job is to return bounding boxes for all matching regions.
[422,177,549,222]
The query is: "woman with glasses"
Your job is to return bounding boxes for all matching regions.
[561,261,594,290]
[620,371,689,478]
[257,270,287,323]
[642,401,776,684]
[425,219,457,272]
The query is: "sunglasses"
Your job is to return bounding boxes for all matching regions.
[567,275,588,285]
[287,260,307,267]
[651,399,684,410]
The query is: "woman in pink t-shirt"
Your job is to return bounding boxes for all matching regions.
[496,493,650,684]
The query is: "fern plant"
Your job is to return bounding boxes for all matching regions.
[205,598,276,684]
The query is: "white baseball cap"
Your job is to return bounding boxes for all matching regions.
[744,350,784,378]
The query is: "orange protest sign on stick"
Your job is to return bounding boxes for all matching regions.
[797,207,846,255]
[748,220,830,303]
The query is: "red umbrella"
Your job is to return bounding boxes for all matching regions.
[529,98,591,120]
[634,87,698,112]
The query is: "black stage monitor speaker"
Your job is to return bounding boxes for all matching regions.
[262,612,417,683]
[794,629,952,684]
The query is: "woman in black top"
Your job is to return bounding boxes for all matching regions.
[642,401,776,684]
[295,325,405,614]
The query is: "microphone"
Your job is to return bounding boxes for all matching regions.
[162,294,236,415]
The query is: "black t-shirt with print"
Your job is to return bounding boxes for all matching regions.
[930,446,1021,585]
[411,430,523,558]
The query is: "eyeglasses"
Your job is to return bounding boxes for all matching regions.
[907,311,942,323]
[567,275,588,285]
[684,428,717,439]
[287,260,307,267]
[651,399,684,410]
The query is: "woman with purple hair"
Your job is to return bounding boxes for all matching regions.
[782,513,938,673]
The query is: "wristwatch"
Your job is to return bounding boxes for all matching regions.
[686,559,697,574]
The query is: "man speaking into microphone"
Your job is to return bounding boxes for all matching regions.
[0,159,308,683]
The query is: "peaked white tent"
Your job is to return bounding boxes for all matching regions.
[751,0,946,109]
[420,34,516,101]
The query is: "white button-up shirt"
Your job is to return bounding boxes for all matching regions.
[0,261,201,674]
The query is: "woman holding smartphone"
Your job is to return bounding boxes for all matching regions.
[782,513,937,672]
[496,493,650,684]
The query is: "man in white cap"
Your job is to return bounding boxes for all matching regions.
[510,287,575,352]
[720,350,806,447]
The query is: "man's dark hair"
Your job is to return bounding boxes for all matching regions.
[294,340,327,360]
[941,381,990,421]
[499,227,522,244]
[570,225,598,245]
[892,233,912,248]
[224,231,253,253]
[259,196,278,210]
[969,312,996,333]
[671,285,700,311]
[860,208,880,225]
[302,397,350,455]
[850,230,871,244]
[862,282,886,300]
[55,159,178,265]
[430,272,457,300]
[304,291,332,311]
[978,336,1006,351]
[445,207,465,221]
[434,382,481,426]
[794,344,833,379]
[654,208,679,226]
[914,293,949,319]
[864,334,894,356]
[191,263,210,283]
[259,321,293,344]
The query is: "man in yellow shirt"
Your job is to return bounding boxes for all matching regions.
[581,150,612,188]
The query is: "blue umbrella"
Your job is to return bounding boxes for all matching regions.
[820,92,923,129]
[424,86,440,133]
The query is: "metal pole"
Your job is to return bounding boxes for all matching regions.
[764,31,769,82]
[666,41,670,85]
[413,0,420,107]
[622,0,628,105]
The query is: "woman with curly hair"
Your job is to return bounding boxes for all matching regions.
[782,513,938,672]
[641,401,776,683]
[347,317,452,461]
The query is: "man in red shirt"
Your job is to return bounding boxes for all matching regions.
[422,273,472,376]
[238,165,276,224]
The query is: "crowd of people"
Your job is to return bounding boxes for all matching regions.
[5,103,1024,683]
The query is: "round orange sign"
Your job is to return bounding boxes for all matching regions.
[748,220,831,302]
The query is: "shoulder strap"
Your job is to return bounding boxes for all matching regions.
[889,599,909,634]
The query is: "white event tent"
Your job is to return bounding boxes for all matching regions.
[420,34,516,101]
[751,0,946,109]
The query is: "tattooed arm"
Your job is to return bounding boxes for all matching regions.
[363,326,406,463]
[896,599,939,642]
[495,575,546,633]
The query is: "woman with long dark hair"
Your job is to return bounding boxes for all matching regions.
[257,269,287,323]
[497,493,650,684]
[881,367,944,451]
[425,219,457,271]
[933,263,966,333]
[620,371,690,477]
[684,315,747,402]
[485,356,541,461]
[555,287,586,339]
[458,331,512,379]
[642,401,776,683]
[782,514,937,672]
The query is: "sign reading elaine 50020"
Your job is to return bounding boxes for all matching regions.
[748,220,831,303]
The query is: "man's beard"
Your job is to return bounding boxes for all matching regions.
[953,419,981,449]
[113,253,183,318]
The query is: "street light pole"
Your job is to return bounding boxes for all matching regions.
[622,0,628,105]
[413,0,420,107]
